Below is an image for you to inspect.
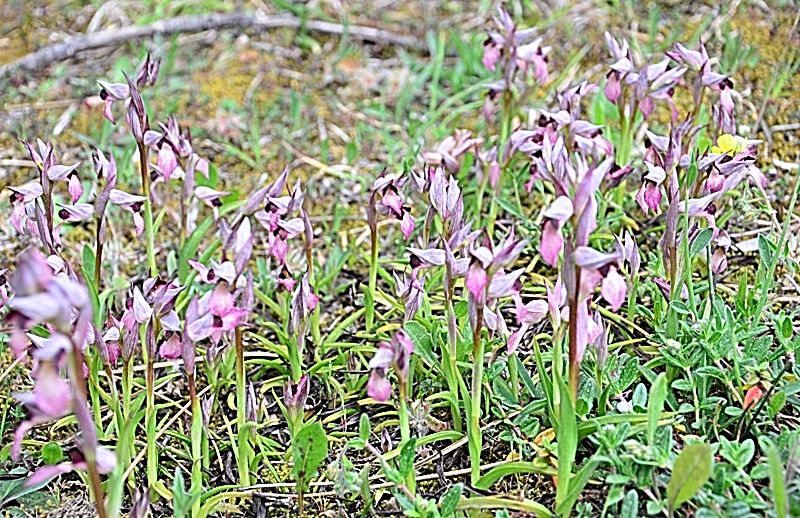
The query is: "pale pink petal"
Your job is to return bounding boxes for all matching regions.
[601,266,626,311]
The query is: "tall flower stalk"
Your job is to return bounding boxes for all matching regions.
[463,232,526,483]
[366,174,415,330]
[367,330,415,489]
[7,250,113,518]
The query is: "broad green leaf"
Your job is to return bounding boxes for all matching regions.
[667,442,713,513]
[689,227,714,257]
[404,321,437,367]
[455,496,550,517]
[769,391,787,418]
[359,413,371,443]
[621,489,639,518]
[292,422,329,492]
[554,369,577,517]
[558,457,601,515]
[41,442,64,465]
[398,438,416,478]
[515,355,536,398]
[439,483,463,517]
[648,373,668,445]
[0,467,53,507]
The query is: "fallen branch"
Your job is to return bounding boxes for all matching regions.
[0,11,428,80]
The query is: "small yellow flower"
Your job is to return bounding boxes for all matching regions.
[711,134,746,156]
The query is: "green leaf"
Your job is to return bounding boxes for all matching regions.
[398,438,417,478]
[689,227,714,257]
[669,300,692,316]
[359,413,371,443]
[394,487,417,512]
[40,442,64,465]
[475,461,556,490]
[648,373,668,445]
[514,355,536,397]
[0,468,52,508]
[554,370,578,517]
[455,496,550,517]
[438,483,463,517]
[769,391,787,418]
[767,445,787,518]
[667,442,713,513]
[383,464,404,485]
[558,457,601,515]
[404,321,437,367]
[292,422,329,492]
[620,489,639,518]
[758,234,775,267]
[81,245,102,326]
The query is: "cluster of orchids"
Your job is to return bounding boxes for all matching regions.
[478,7,551,229]
[4,51,322,516]
[601,35,765,327]
[5,250,113,518]
[367,10,767,496]
[0,5,771,516]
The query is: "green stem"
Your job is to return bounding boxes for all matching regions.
[190,376,203,518]
[444,261,463,432]
[509,353,519,401]
[235,327,251,486]
[138,142,157,277]
[67,346,107,518]
[287,333,303,384]
[567,266,582,399]
[141,325,158,492]
[366,224,379,330]
[398,383,414,492]
[94,221,103,289]
[469,303,485,485]
[487,90,514,237]
[626,274,638,322]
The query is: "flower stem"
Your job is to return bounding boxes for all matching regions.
[94,220,103,289]
[235,327,251,486]
[567,266,582,399]
[137,142,157,277]
[67,344,107,518]
[141,325,158,492]
[121,356,134,485]
[468,303,485,485]
[508,352,519,400]
[398,382,414,492]
[443,258,463,431]
[188,373,202,517]
[366,224,379,330]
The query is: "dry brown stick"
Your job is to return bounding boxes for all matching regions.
[0,11,428,80]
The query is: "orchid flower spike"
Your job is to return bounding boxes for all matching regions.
[367,330,415,402]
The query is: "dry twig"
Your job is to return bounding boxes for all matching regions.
[0,12,428,80]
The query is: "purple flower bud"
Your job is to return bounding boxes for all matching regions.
[157,145,178,180]
[601,266,626,311]
[604,71,622,103]
[482,41,501,72]
[132,287,153,324]
[284,375,309,420]
[466,260,488,302]
[159,332,182,360]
